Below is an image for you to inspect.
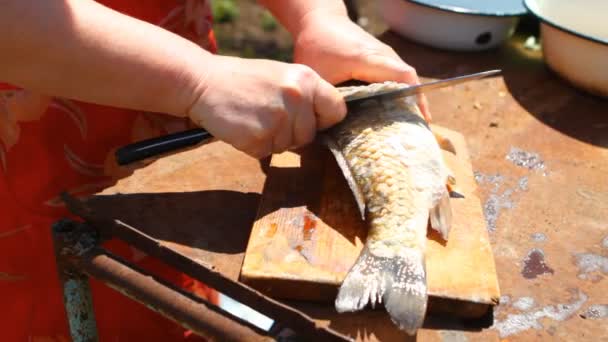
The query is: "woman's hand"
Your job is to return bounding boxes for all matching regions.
[187,55,346,159]
[293,13,431,121]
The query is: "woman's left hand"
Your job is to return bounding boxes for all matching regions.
[293,13,431,121]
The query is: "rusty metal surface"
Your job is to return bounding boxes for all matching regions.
[70,141,353,340]
[378,31,608,341]
[277,30,608,342]
[92,141,267,280]
[68,32,608,341]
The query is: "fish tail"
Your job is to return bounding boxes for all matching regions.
[335,247,427,336]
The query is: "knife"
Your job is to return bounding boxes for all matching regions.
[115,69,501,166]
[343,69,501,103]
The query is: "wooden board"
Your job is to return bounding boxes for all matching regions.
[240,125,500,318]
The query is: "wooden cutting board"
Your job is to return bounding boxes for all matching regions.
[240,125,500,318]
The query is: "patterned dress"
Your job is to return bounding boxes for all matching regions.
[0,1,219,341]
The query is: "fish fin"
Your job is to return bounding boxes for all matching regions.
[433,131,456,154]
[335,248,427,336]
[446,167,457,188]
[321,135,366,220]
[430,190,452,241]
[446,176,465,199]
[446,166,457,187]
[444,167,466,198]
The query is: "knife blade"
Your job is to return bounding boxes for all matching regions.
[343,69,502,104]
[115,69,501,166]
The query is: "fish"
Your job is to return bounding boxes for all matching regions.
[322,81,455,335]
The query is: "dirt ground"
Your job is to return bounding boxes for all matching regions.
[212,0,386,61]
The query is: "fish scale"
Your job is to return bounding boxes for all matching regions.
[324,81,453,335]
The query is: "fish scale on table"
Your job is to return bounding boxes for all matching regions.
[322,81,455,335]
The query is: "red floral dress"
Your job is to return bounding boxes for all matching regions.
[0,1,219,341]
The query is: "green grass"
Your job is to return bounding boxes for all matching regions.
[260,10,278,32]
[212,0,239,23]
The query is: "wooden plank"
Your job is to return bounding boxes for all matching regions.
[240,125,500,318]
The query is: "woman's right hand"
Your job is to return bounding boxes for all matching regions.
[186,55,347,159]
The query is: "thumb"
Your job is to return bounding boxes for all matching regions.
[351,54,432,122]
[313,77,347,130]
[351,54,419,85]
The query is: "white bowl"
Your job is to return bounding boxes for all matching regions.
[377,0,526,51]
[524,0,608,98]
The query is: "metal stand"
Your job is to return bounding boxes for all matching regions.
[52,220,274,341]
[52,195,353,342]
[52,220,99,342]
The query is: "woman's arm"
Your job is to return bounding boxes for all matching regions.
[0,0,208,116]
[0,0,347,159]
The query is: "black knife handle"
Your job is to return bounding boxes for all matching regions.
[115,128,213,166]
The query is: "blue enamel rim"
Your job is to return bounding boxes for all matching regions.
[523,0,608,46]
[403,0,528,17]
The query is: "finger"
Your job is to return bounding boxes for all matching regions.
[226,120,275,159]
[271,109,293,154]
[350,54,420,85]
[292,102,316,148]
[313,78,347,130]
[248,138,274,160]
[281,65,324,147]
[351,54,432,121]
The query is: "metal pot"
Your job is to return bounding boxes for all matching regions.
[524,0,608,98]
[377,0,526,51]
